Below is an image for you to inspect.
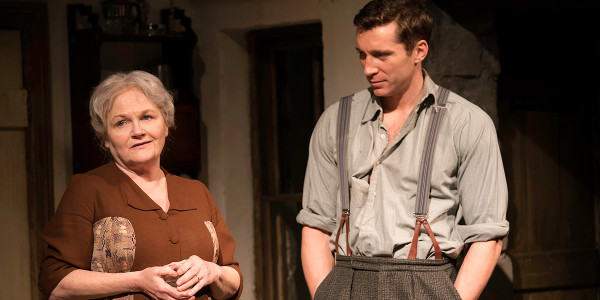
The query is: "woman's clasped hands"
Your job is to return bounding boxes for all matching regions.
[140,255,222,300]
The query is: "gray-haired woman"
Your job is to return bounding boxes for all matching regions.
[39,71,242,300]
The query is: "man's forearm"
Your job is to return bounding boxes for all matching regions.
[454,239,503,300]
[301,226,334,299]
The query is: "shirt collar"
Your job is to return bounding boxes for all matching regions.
[164,171,197,211]
[361,88,382,124]
[110,162,196,211]
[360,69,440,124]
[421,69,440,104]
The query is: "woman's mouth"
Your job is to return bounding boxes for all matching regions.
[132,141,151,148]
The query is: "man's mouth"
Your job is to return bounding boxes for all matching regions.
[132,141,151,148]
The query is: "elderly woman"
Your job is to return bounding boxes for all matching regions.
[39,71,242,300]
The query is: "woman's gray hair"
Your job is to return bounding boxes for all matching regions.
[89,70,175,142]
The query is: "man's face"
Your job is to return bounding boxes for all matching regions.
[356,22,420,99]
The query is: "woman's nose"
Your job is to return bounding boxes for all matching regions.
[131,121,145,137]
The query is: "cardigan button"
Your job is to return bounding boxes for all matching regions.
[159,212,168,220]
[170,236,179,244]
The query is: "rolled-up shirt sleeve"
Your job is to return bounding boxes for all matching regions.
[296,105,340,234]
[454,109,509,244]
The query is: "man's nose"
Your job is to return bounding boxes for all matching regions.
[363,57,378,77]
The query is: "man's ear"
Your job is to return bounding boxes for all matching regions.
[413,40,429,64]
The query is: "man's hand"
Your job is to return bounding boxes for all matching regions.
[454,239,503,300]
[301,226,335,299]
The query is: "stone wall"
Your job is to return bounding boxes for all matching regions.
[424,2,501,127]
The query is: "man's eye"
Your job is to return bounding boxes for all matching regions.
[357,52,366,59]
[375,53,389,59]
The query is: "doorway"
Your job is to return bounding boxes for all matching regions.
[249,23,324,300]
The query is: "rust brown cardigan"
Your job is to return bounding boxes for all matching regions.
[39,162,242,299]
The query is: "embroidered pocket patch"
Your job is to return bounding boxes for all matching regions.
[204,221,220,263]
[91,216,136,300]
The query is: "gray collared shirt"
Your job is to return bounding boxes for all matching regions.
[297,73,509,259]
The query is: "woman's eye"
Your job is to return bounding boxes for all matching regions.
[116,120,125,127]
[142,115,152,120]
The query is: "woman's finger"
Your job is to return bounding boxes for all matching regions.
[184,277,204,298]
[176,263,202,287]
[160,282,192,300]
[176,259,193,276]
[167,260,185,270]
[161,265,178,275]
[176,273,200,292]
[158,265,180,287]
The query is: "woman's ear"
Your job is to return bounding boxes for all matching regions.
[103,135,111,149]
[413,40,429,64]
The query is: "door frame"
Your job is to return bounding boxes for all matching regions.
[0,3,54,299]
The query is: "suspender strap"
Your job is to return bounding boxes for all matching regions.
[334,87,450,258]
[334,95,352,256]
[408,87,450,260]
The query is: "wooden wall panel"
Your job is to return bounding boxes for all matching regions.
[503,110,598,292]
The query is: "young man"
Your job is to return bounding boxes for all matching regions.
[296,0,509,299]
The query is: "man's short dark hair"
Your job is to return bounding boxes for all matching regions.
[354,0,433,52]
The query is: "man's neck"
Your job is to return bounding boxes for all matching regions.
[381,70,424,114]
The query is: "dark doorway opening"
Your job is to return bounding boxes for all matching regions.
[248,23,324,300]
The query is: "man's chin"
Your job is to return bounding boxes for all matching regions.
[371,88,389,97]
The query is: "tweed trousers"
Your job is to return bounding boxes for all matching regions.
[314,255,461,300]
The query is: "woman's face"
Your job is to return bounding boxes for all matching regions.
[104,88,168,170]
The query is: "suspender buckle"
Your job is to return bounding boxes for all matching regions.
[433,103,447,112]
[412,212,428,219]
[334,209,352,256]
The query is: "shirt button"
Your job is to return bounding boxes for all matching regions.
[380,133,386,139]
